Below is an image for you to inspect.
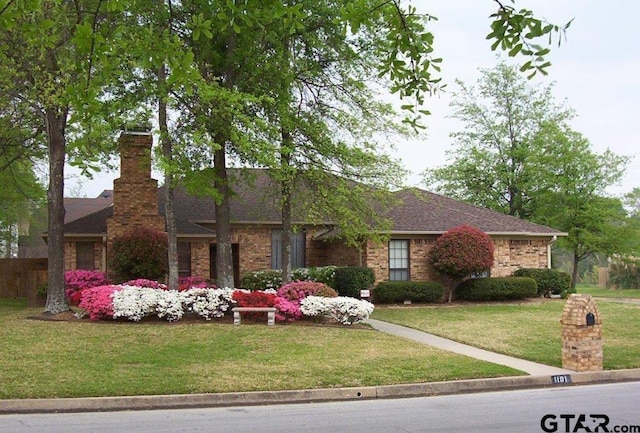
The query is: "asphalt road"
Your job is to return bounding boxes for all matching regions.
[1,382,638,433]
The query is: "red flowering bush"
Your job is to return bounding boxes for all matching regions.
[232,290,277,307]
[110,227,168,281]
[232,290,277,321]
[78,285,122,321]
[65,270,109,306]
[429,225,494,279]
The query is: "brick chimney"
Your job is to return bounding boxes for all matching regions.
[106,131,165,275]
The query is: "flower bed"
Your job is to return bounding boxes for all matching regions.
[76,280,373,325]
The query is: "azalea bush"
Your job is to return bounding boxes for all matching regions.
[121,279,167,290]
[275,281,337,321]
[78,285,121,321]
[300,296,374,325]
[112,286,160,321]
[64,270,110,306]
[181,288,235,320]
[178,276,211,291]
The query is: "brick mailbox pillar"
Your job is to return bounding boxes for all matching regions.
[560,294,603,372]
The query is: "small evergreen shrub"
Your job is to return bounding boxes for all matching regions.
[512,268,571,296]
[373,281,444,304]
[456,277,537,301]
[333,266,375,298]
[110,227,168,281]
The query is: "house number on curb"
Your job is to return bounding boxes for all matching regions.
[551,374,572,385]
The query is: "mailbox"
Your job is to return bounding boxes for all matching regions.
[560,294,602,372]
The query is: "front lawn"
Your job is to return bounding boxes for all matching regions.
[0,298,521,400]
[372,299,640,370]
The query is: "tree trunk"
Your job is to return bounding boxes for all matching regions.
[159,64,179,291]
[214,144,234,288]
[281,177,292,284]
[44,109,68,314]
[571,253,580,291]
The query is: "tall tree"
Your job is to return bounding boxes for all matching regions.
[423,62,574,219]
[534,127,631,288]
[0,0,117,313]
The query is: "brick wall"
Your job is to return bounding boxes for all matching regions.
[363,235,551,284]
[493,237,549,277]
[64,240,105,272]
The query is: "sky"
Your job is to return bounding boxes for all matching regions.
[66,0,640,198]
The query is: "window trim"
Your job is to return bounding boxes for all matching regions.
[388,239,410,281]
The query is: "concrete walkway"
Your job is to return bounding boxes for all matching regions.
[366,319,573,376]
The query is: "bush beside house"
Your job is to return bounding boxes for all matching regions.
[512,268,572,297]
[456,276,537,301]
[373,281,444,304]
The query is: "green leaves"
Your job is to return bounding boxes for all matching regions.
[487,3,572,78]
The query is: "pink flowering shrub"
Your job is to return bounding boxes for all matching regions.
[274,297,303,322]
[64,270,109,306]
[178,276,211,291]
[121,279,167,290]
[275,281,335,321]
[78,285,122,321]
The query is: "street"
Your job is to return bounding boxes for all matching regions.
[1,382,639,433]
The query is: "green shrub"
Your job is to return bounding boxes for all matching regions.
[333,266,375,297]
[240,270,282,290]
[512,268,571,296]
[373,281,444,304]
[240,266,338,291]
[456,277,537,301]
[110,227,168,281]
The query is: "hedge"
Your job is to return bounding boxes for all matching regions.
[456,277,537,301]
[333,266,375,298]
[512,268,571,296]
[373,281,444,304]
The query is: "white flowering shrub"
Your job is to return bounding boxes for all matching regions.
[112,286,160,321]
[156,290,184,322]
[300,296,374,325]
[181,288,236,320]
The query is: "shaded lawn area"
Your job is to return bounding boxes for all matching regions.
[0,298,521,400]
[372,299,640,370]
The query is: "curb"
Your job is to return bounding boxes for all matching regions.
[2,369,639,414]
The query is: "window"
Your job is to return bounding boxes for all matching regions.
[389,239,409,281]
[177,242,191,278]
[76,242,95,270]
[271,229,305,269]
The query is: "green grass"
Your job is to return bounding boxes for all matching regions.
[372,299,640,370]
[576,284,640,299]
[0,298,520,400]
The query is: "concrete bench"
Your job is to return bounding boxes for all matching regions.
[232,307,276,326]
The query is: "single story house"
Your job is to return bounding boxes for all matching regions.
[59,131,565,284]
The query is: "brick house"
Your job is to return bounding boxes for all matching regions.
[61,131,565,284]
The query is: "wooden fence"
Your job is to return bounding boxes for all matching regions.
[0,258,48,303]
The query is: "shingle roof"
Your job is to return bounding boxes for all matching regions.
[387,189,564,235]
[62,169,564,237]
